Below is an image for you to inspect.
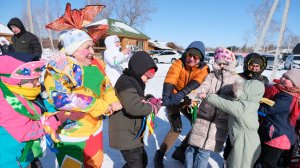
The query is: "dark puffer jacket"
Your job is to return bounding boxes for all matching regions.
[7,18,42,60]
[109,51,158,150]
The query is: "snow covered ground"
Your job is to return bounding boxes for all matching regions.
[40,62,287,168]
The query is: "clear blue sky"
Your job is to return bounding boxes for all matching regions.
[1,0,299,48]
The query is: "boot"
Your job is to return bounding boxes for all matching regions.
[171,146,185,164]
[171,133,189,164]
[30,158,43,168]
[154,150,164,168]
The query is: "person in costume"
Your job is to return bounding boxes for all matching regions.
[109,51,161,168]
[185,48,239,168]
[0,55,71,168]
[44,3,121,167]
[104,35,131,86]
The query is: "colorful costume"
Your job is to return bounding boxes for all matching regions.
[0,56,57,167]
[43,53,118,167]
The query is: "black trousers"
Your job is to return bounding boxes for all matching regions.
[257,143,285,168]
[121,146,148,168]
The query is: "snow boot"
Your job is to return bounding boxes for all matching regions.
[154,150,164,168]
[171,146,185,164]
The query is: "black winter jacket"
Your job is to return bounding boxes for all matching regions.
[7,18,42,60]
[109,51,157,150]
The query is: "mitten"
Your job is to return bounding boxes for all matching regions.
[145,94,155,101]
[149,97,162,115]
[162,96,171,106]
[170,92,185,105]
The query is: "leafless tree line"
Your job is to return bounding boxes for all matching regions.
[18,0,298,51]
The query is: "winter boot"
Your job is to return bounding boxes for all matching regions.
[171,146,185,164]
[171,134,189,164]
[154,150,164,168]
[30,158,43,168]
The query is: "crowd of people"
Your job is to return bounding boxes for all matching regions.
[1,3,300,168]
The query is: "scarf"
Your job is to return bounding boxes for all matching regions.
[3,82,41,100]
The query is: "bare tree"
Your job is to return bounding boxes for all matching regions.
[248,0,281,51]
[110,0,156,29]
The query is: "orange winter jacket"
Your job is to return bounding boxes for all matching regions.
[164,59,209,93]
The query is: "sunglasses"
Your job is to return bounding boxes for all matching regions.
[186,54,200,60]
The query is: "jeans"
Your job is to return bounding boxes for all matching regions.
[184,145,210,168]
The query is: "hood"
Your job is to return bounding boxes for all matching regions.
[7,18,26,35]
[105,35,120,51]
[181,41,206,67]
[243,53,267,80]
[235,79,265,102]
[128,51,157,77]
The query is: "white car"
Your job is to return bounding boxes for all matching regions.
[152,50,181,63]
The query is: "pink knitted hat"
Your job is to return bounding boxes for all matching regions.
[214,48,236,65]
[0,56,46,85]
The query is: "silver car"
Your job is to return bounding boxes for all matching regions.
[284,54,300,69]
[261,54,284,70]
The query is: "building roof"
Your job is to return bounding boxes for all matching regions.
[148,40,172,50]
[87,18,149,40]
[0,24,13,35]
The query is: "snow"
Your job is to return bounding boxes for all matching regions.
[40,63,287,168]
[148,40,172,50]
[0,23,13,35]
[86,19,108,27]
[112,21,141,34]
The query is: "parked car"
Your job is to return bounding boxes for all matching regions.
[204,51,215,64]
[147,50,163,56]
[261,54,284,70]
[284,54,300,69]
[152,50,181,63]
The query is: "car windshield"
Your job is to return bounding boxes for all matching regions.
[265,56,274,61]
[294,56,300,60]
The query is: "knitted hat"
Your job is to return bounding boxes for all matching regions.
[250,56,264,66]
[0,56,46,85]
[283,69,300,88]
[59,29,92,55]
[186,48,202,60]
[214,47,236,65]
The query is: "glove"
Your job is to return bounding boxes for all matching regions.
[145,94,155,101]
[148,97,162,115]
[183,96,192,106]
[170,92,185,106]
[161,96,171,106]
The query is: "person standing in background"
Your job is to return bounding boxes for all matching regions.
[104,35,131,86]
[7,17,42,60]
[0,37,14,55]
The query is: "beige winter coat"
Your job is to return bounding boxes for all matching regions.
[189,63,239,152]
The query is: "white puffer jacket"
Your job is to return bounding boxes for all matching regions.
[104,35,130,86]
